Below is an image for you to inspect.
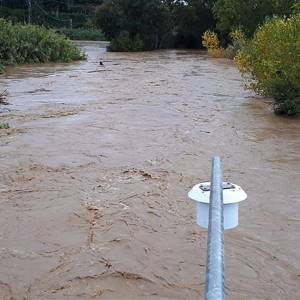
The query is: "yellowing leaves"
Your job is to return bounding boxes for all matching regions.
[235,15,300,115]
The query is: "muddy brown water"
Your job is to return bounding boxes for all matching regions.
[0,42,299,300]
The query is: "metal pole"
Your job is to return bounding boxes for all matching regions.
[205,156,225,300]
[26,0,32,24]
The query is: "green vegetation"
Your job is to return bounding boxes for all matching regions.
[0,123,10,129]
[59,28,105,40]
[2,0,300,49]
[213,0,296,40]
[235,15,300,115]
[0,63,5,73]
[95,0,174,51]
[95,0,215,51]
[0,19,85,72]
[109,31,144,52]
[0,1,103,28]
[174,0,215,49]
[202,30,236,59]
[201,1,300,115]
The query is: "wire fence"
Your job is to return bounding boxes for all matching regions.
[0,1,93,28]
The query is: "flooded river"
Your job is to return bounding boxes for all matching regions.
[0,42,299,299]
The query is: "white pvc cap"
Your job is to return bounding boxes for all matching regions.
[188,182,247,204]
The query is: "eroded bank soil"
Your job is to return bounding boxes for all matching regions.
[0,44,299,299]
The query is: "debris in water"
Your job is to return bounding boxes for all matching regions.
[0,89,8,105]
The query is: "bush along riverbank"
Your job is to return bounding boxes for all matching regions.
[202,30,237,59]
[0,19,85,72]
[235,15,300,115]
[202,16,300,116]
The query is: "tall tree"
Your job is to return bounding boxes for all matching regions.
[174,0,215,48]
[96,0,173,49]
[213,0,297,37]
[96,0,215,49]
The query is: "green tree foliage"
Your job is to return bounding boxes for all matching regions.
[293,0,300,13]
[213,0,298,38]
[213,0,272,37]
[96,0,173,50]
[272,0,297,15]
[235,15,300,115]
[95,0,215,50]
[0,19,85,71]
[95,0,124,40]
[174,0,215,48]
[109,31,144,51]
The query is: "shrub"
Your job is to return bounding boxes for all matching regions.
[235,15,300,115]
[206,46,236,59]
[109,31,144,52]
[202,30,236,59]
[202,30,220,50]
[58,28,105,41]
[0,19,85,72]
[230,28,246,53]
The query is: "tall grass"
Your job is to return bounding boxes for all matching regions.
[0,19,85,72]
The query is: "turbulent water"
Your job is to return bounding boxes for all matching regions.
[0,42,299,300]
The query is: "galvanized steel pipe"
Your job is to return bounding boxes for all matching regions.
[205,156,225,300]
